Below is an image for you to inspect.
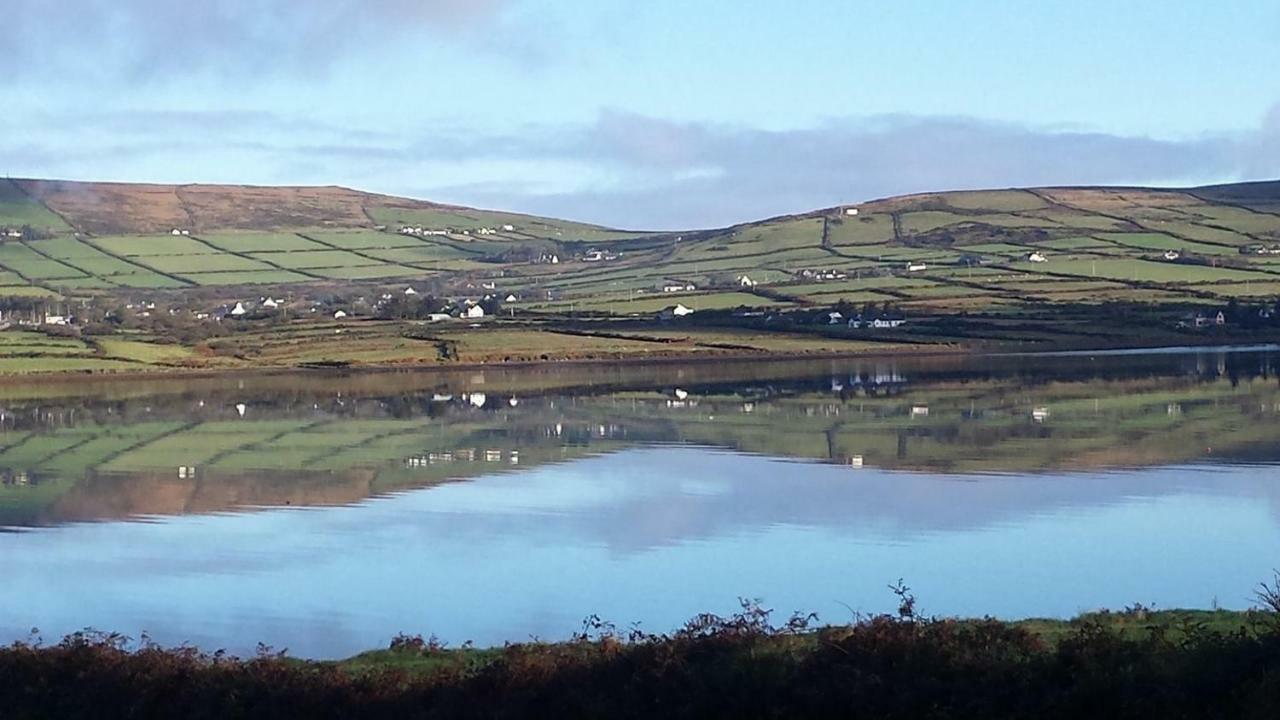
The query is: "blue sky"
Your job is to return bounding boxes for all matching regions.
[3,0,1279,228]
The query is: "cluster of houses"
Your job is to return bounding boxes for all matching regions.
[1178,311,1228,329]
[1241,243,1280,256]
[822,310,907,329]
[2,228,23,239]
[800,268,849,281]
[661,281,697,293]
[397,223,516,238]
[582,248,620,262]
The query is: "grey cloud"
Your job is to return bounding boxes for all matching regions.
[5,105,1280,230]
[412,109,1280,229]
[0,0,516,80]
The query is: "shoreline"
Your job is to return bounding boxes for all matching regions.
[1,333,1278,388]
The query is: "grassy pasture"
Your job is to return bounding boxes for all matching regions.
[795,289,898,304]
[303,230,440,250]
[0,357,142,373]
[0,180,72,231]
[311,264,424,280]
[96,339,196,363]
[1034,236,1113,250]
[89,235,215,256]
[899,211,970,234]
[28,238,159,276]
[111,274,188,289]
[572,291,785,314]
[1095,232,1237,256]
[826,214,895,245]
[1012,257,1275,284]
[0,244,84,280]
[1189,281,1280,298]
[198,233,328,253]
[358,245,476,264]
[248,250,380,270]
[961,242,1035,256]
[1137,221,1252,245]
[365,207,651,243]
[179,270,314,285]
[1188,206,1280,235]
[139,253,273,274]
[0,285,59,298]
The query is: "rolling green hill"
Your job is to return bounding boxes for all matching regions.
[2,178,1280,374]
[2,178,1280,312]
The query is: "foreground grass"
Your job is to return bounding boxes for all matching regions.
[6,604,1280,719]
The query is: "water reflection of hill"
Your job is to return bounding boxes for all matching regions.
[0,349,1277,526]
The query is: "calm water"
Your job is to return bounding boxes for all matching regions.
[1,348,1279,658]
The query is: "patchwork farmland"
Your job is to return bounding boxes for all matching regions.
[3,178,1280,314]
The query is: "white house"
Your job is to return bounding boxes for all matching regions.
[844,207,859,216]
[1028,251,1048,263]
[504,294,518,303]
[262,298,279,309]
[4,229,22,238]
[1163,250,1181,261]
[333,309,348,319]
[871,317,906,329]
[906,262,928,272]
[659,304,695,320]
[738,275,757,288]
[43,314,69,326]
[230,302,247,316]
[501,224,515,231]
[404,287,418,296]
[170,228,183,236]
[827,311,844,325]
[465,305,486,319]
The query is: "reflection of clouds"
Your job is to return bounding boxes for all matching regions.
[2,449,1279,658]
[383,449,1280,554]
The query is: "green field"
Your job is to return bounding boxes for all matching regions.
[0,177,1277,316]
[0,180,72,232]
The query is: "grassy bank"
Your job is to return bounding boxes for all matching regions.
[1,306,1278,377]
[6,600,1280,719]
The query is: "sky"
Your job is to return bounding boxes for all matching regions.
[3,0,1280,229]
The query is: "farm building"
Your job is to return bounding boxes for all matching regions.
[1028,252,1048,263]
[230,302,247,316]
[850,314,907,329]
[465,305,486,319]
